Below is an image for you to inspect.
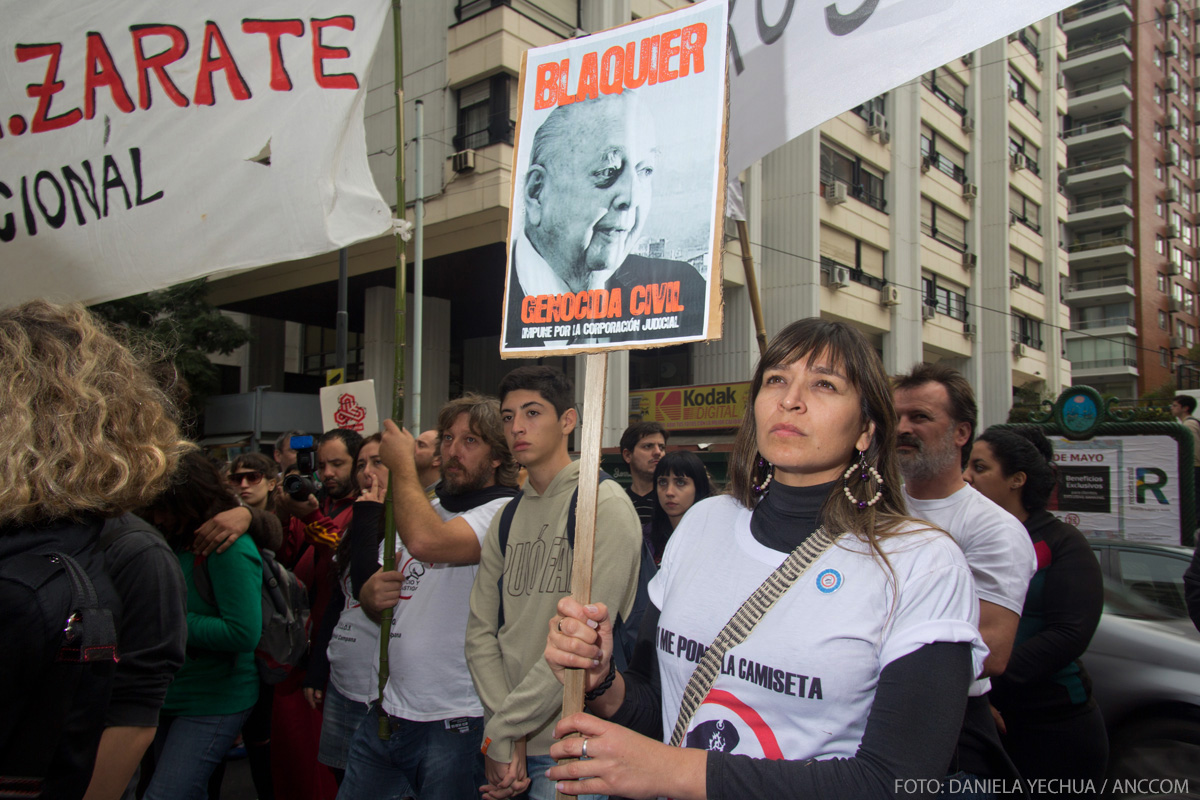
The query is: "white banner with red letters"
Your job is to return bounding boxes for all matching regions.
[0,0,391,307]
[727,0,1081,174]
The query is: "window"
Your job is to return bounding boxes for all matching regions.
[1155,84,1164,105]
[1066,335,1136,368]
[1159,272,1168,292]
[921,197,968,251]
[1187,256,1196,280]
[1010,249,1042,290]
[454,75,514,151]
[820,142,887,212]
[1157,160,1165,180]
[819,226,888,290]
[1074,302,1131,329]
[1162,346,1171,366]
[924,66,967,115]
[921,275,968,321]
[851,93,887,122]
[1008,71,1040,116]
[302,325,364,382]
[1017,25,1040,54]
[921,125,968,183]
[1158,234,1168,254]
[1156,48,1164,68]
[1012,314,1044,349]
[1158,197,1166,217]
[1008,132,1040,175]
[1156,11,1165,32]
[1010,188,1041,233]
[1161,310,1170,330]
[1185,47,1192,71]
[1157,122,1165,143]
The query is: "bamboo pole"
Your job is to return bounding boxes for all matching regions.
[378,0,407,739]
[736,219,767,357]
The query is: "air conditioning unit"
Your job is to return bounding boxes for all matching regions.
[963,323,978,338]
[962,183,979,201]
[1168,75,1180,94]
[1167,0,1179,19]
[1169,297,1183,312]
[1035,56,1044,72]
[1011,152,1026,171]
[922,304,937,321]
[1168,187,1180,202]
[868,111,887,135]
[1056,73,1066,90]
[962,115,976,133]
[1167,39,1179,58]
[921,156,933,173]
[451,149,476,173]
[1169,223,1181,239]
[880,285,902,306]
[1010,274,1023,290]
[962,251,978,270]
[1013,342,1028,358]
[962,53,974,66]
[824,182,848,204]
[827,265,852,289]
[879,129,892,145]
[1171,335,1185,349]
[1169,262,1182,276]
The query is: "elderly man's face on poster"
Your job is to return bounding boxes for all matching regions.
[524,95,658,289]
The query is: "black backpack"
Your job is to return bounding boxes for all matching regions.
[193,548,310,684]
[0,515,146,799]
[495,472,656,672]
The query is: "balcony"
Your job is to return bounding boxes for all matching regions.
[1062,115,1133,153]
[1067,77,1133,118]
[1064,316,1137,339]
[1062,0,1134,40]
[1067,195,1134,227]
[1069,357,1139,380]
[1061,155,1133,191]
[1062,34,1132,83]
[1068,234,1134,268]
[1062,273,1136,304]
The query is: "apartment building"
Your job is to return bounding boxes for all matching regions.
[204,1,1076,445]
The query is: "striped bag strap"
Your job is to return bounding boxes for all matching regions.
[668,527,836,748]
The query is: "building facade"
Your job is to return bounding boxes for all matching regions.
[206,1,1100,446]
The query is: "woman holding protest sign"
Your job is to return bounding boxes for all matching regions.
[544,318,985,799]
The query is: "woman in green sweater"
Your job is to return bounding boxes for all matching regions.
[143,451,263,800]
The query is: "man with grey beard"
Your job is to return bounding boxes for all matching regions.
[892,363,1035,791]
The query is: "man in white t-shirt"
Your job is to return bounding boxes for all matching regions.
[892,363,1035,785]
[341,394,521,800]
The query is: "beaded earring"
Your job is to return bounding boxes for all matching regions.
[753,456,774,495]
[843,449,883,509]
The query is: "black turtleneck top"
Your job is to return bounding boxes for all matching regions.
[609,485,974,799]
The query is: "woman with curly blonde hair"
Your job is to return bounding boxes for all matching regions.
[0,300,191,800]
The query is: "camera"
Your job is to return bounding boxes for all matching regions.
[282,435,320,501]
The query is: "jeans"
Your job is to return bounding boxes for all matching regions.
[337,706,485,800]
[524,754,605,800]
[143,708,253,800]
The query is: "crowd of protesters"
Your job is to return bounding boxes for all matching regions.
[8,299,1200,800]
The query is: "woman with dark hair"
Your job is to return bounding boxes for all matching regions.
[964,426,1107,782]
[142,451,263,800]
[228,452,280,512]
[644,451,714,564]
[543,318,985,799]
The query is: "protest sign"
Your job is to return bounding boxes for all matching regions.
[500,0,727,357]
[0,0,392,307]
[320,379,379,437]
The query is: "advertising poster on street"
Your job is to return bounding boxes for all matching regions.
[320,379,378,437]
[1048,435,1181,545]
[0,0,392,308]
[500,0,727,357]
[629,381,750,432]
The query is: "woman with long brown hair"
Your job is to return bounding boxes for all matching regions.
[544,318,985,799]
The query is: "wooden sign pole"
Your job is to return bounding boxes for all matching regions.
[557,352,607,800]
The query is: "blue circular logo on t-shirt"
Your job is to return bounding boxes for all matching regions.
[816,568,842,594]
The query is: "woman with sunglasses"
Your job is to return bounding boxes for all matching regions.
[228,453,281,512]
[304,433,388,784]
[544,319,985,799]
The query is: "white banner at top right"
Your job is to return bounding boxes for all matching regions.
[726,0,1081,175]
